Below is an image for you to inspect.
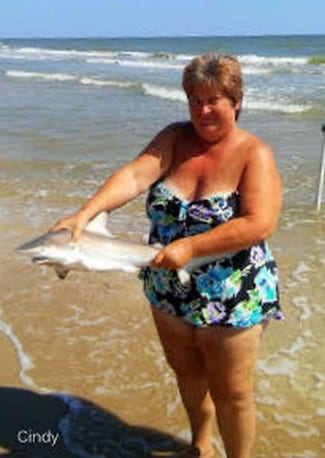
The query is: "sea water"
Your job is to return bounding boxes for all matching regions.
[0,35,324,457]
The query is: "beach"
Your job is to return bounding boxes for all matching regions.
[0,35,324,457]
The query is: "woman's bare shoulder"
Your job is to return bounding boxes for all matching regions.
[161,120,190,134]
[237,128,281,196]
[138,122,186,173]
[236,128,275,161]
[148,121,189,148]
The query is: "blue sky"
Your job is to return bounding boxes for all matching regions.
[1,0,324,38]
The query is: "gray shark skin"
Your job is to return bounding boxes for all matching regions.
[16,212,229,284]
[16,225,159,280]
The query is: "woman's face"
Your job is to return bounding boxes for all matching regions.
[187,83,240,143]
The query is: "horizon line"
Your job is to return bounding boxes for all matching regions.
[1,32,324,40]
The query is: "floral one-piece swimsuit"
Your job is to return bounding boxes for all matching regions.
[139,180,282,328]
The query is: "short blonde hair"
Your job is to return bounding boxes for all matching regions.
[182,53,243,120]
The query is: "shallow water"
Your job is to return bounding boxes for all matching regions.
[1,195,324,456]
[0,35,324,457]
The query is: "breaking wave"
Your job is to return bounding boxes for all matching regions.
[5,69,316,114]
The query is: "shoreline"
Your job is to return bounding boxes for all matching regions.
[0,332,22,387]
[0,180,324,458]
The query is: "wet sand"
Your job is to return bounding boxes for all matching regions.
[0,278,191,457]
[0,203,324,457]
[0,333,21,387]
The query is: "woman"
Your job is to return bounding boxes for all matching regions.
[52,53,282,458]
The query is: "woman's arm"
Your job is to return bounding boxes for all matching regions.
[152,140,282,268]
[51,124,176,239]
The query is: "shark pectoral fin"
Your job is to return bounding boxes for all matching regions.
[177,268,191,285]
[55,266,69,280]
[85,211,113,237]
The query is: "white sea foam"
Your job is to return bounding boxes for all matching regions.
[243,67,272,75]
[119,50,151,59]
[6,70,138,91]
[243,98,311,114]
[142,83,311,114]
[4,66,313,115]
[0,45,309,68]
[256,394,283,407]
[76,317,109,327]
[0,43,184,69]
[283,426,320,439]
[240,54,307,66]
[0,45,119,62]
[281,329,313,356]
[5,70,77,82]
[273,413,320,438]
[1,45,318,87]
[292,261,311,281]
[86,57,183,70]
[80,76,136,89]
[142,83,186,102]
[257,355,298,378]
[175,53,195,61]
[281,451,318,457]
[0,314,36,387]
[166,392,181,416]
[292,296,312,321]
[34,189,48,198]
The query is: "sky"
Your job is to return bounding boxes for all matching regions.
[1,0,324,38]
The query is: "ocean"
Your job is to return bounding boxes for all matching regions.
[0,35,324,457]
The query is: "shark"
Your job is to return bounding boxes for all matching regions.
[16,212,228,284]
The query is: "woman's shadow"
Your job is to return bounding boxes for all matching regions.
[0,387,187,457]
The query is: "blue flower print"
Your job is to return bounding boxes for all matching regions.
[254,266,277,302]
[228,290,262,327]
[157,223,180,244]
[145,286,159,306]
[229,306,262,328]
[196,265,234,300]
[149,207,167,223]
[151,269,171,294]
[214,198,234,221]
[196,273,219,299]
[264,243,274,262]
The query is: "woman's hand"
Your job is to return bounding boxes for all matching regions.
[151,238,195,270]
[49,210,90,242]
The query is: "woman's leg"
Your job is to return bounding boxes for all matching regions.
[151,307,216,456]
[196,325,262,458]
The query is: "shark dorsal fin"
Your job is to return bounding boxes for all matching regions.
[85,212,113,237]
